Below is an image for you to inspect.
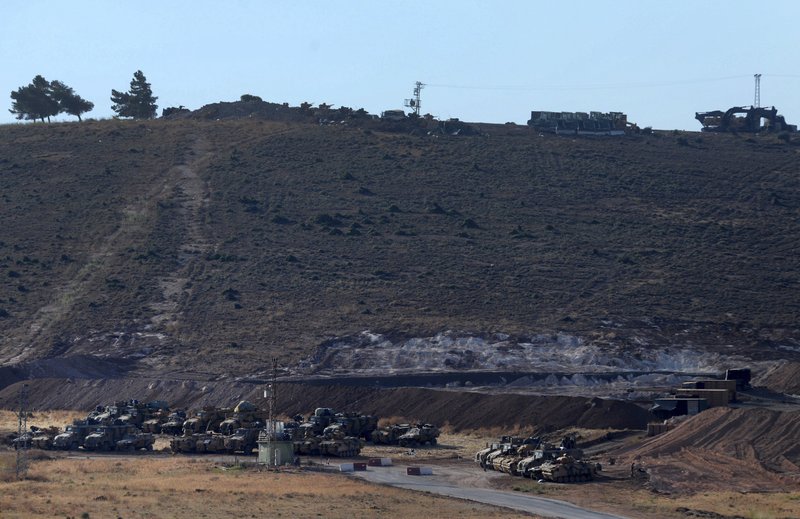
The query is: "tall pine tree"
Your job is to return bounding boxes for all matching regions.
[111,70,158,119]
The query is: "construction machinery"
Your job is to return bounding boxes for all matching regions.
[695,106,796,133]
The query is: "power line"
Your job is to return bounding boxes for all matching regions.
[426,74,800,92]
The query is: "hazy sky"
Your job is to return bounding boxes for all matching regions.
[3,1,799,129]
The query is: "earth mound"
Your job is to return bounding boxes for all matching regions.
[0,378,653,432]
[616,407,800,493]
[754,361,800,395]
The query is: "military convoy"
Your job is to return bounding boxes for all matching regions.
[11,399,440,461]
[476,434,599,483]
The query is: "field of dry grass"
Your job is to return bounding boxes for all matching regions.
[0,409,84,430]
[0,451,530,519]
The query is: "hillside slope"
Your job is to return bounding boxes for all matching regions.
[0,118,798,377]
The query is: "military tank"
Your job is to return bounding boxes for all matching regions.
[537,455,596,483]
[320,436,362,457]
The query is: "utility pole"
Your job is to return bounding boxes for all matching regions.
[263,358,278,467]
[754,73,762,108]
[16,383,29,479]
[404,81,425,116]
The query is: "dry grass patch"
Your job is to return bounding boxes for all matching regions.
[0,409,85,431]
[0,454,528,518]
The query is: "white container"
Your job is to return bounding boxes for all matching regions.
[419,467,433,475]
[339,463,354,472]
[380,458,393,466]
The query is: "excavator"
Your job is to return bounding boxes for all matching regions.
[695,106,797,133]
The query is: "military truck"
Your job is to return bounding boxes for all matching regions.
[83,425,136,451]
[53,421,95,450]
[116,432,155,452]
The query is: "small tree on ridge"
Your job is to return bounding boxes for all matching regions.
[111,70,158,119]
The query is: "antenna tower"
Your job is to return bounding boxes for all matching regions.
[16,383,29,479]
[754,73,762,108]
[404,81,425,116]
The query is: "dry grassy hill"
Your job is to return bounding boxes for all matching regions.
[1,116,799,379]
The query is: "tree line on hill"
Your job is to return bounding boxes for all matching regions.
[8,70,158,123]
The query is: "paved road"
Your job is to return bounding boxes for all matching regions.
[352,464,628,519]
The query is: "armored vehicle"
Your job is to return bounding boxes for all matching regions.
[159,411,187,435]
[53,421,94,450]
[116,432,155,452]
[224,427,260,454]
[371,423,412,445]
[170,434,200,453]
[537,455,596,483]
[320,436,363,457]
[398,424,440,447]
[194,433,227,454]
[83,425,136,451]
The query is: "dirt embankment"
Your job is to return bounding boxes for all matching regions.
[754,361,800,395]
[0,377,653,432]
[614,407,800,493]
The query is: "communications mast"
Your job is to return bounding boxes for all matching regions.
[404,81,425,116]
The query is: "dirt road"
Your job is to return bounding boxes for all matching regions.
[352,463,628,519]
